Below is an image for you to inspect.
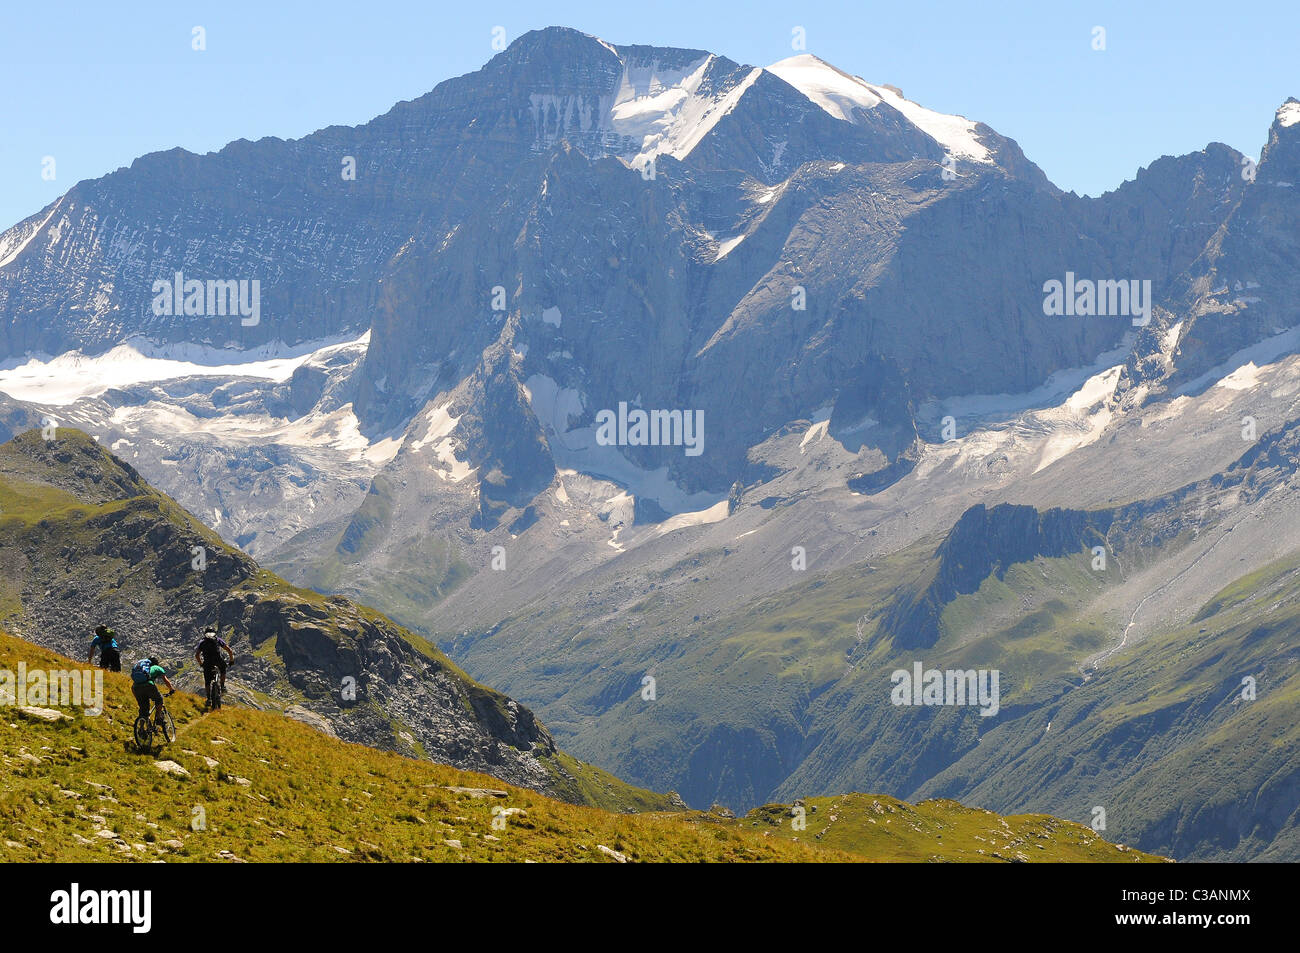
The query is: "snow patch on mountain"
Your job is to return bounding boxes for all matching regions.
[1032,365,1123,472]
[869,82,992,163]
[107,400,400,466]
[524,373,721,514]
[1162,321,1184,354]
[0,332,369,405]
[1174,325,1300,398]
[409,402,457,451]
[1216,363,1264,391]
[766,54,880,122]
[1278,100,1300,128]
[800,408,833,452]
[714,233,747,261]
[611,56,762,165]
[908,343,1138,483]
[0,199,63,270]
[656,499,730,536]
[919,335,1134,432]
[767,54,993,163]
[600,490,635,551]
[408,402,473,482]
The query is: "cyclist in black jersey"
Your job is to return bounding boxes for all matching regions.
[194,627,234,698]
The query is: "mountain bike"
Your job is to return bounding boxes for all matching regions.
[133,691,176,752]
[203,662,223,711]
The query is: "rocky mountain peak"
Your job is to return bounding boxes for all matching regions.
[1259,97,1300,180]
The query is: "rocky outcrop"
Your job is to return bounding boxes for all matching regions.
[1146,103,1300,396]
[211,586,557,789]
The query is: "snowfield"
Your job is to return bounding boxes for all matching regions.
[0,332,370,406]
[767,54,993,163]
[610,56,762,166]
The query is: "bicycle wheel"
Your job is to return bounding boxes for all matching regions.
[211,680,222,711]
[159,707,176,744]
[133,716,153,751]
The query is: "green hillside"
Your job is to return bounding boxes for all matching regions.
[467,490,1298,861]
[929,548,1300,862]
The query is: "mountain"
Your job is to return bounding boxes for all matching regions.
[1,26,1298,862]
[2,28,1260,511]
[0,630,1163,862]
[2,30,1284,534]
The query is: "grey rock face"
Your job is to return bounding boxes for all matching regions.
[1134,105,1300,395]
[209,585,556,788]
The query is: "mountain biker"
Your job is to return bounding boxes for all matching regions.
[130,656,175,724]
[87,625,122,671]
[194,627,234,700]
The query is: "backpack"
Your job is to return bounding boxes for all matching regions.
[130,659,153,685]
[198,637,222,663]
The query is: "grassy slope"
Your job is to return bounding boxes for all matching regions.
[558,542,936,806]
[0,633,1161,862]
[0,632,839,863]
[746,794,1164,863]
[529,511,1295,860]
[780,542,1299,862]
[0,430,670,813]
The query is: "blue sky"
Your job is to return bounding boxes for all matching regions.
[2,0,1296,230]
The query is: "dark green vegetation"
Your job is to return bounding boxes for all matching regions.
[929,550,1300,862]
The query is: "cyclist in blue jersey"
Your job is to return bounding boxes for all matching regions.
[130,656,175,725]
